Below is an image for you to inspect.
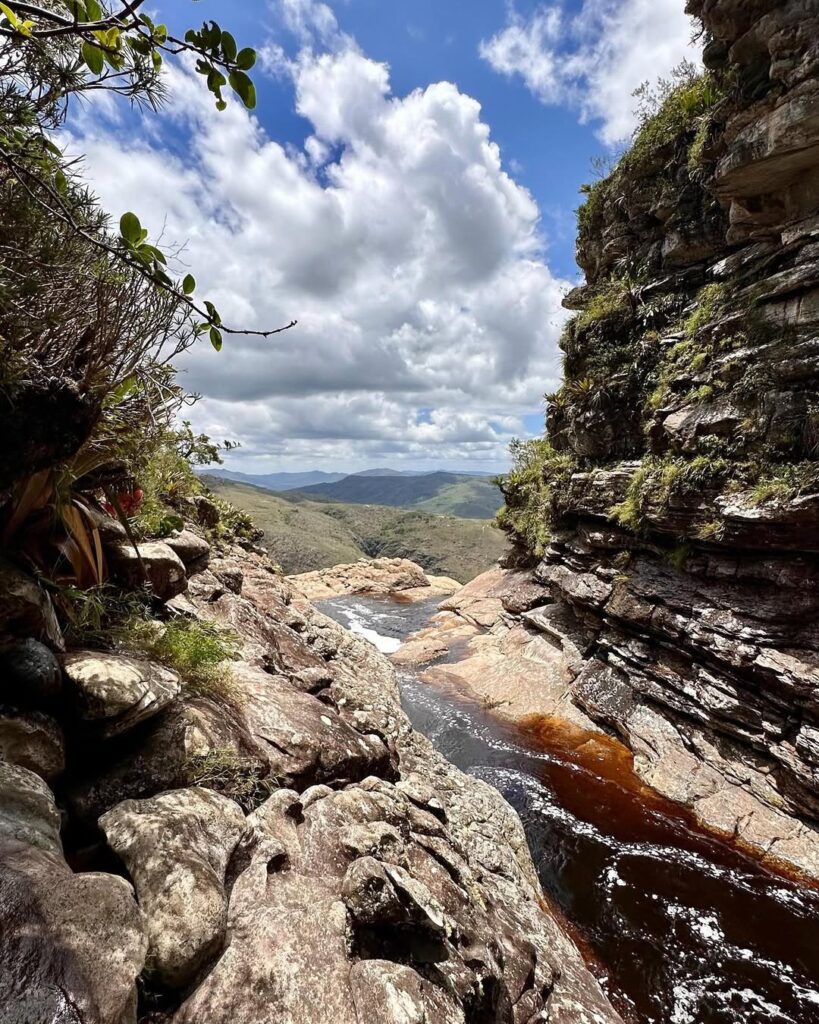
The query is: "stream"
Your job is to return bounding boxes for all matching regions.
[319,594,819,1024]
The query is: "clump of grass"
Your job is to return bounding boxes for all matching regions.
[120,616,243,702]
[750,464,819,506]
[496,438,576,557]
[574,280,632,334]
[684,283,728,341]
[184,746,276,811]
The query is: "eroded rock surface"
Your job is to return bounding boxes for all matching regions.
[290,557,458,602]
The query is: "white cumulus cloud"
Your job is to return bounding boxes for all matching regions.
[70,5,570,471]
[480,0,701,146]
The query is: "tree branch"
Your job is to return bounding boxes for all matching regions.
[0,144,298,340]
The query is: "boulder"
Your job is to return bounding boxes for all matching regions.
[0,560,63,649]
[0,767,146,1024]
[107,540,188,601]
[193,495,221,528]
[0,709,65,781]
[100,788,246,989]
[0,760,62,856]
[0,638,63,709]
[165,529,211,574]
[289,558,430,602]
[62,651,181,737]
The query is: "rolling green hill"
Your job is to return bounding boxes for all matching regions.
[208,479,506,582]
[291,471,502,518]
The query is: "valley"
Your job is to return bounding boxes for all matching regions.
[207,478,506,581]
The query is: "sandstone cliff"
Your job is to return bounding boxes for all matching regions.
[498,0,819,876]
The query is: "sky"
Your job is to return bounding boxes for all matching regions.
[73,0,699,474]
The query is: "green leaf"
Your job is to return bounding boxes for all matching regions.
[182,274,196,295]
[85,0,102,20]
[0,3,19,29]
[119,211,142,245]
[209,326,223,351]
[229,71,256,110]
[236,48,256,71]
[221,31,236,63]
[153,23,168,45]
[82,41,105,75]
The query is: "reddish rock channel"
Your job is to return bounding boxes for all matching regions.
[319,594,819,1024]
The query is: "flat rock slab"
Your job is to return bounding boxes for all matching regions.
[62,651,181,737]
[289,558,431,601]
[165,529,211,572]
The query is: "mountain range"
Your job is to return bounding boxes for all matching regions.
[204,479,506,581]
[205,468,502,519]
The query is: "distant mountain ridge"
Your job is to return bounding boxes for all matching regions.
[204,469,348,491]
[204,479,506,581]
[292,471,501,519]
[203,467,502,518]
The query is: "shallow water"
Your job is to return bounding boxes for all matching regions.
[319,594,819,1024]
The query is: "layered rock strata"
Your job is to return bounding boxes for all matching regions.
[498,0,819,877]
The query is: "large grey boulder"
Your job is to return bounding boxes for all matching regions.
[100,788,246,989]
[0,638,63,710]
[165,529,211,574]
[0,762,147,1023]
[106,540,188,601]
[62,651,181,737]
[0,709,64,781]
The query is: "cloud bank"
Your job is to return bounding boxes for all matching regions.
[481,0,701,145]
[68,1,571,472]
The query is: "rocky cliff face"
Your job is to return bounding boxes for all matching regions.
[500,0,819,876]
[0,516,618,1022]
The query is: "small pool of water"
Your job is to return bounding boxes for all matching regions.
[319,594,819,1024]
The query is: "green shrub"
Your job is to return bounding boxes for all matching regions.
[496,439,576,556]
[120,616,243,702]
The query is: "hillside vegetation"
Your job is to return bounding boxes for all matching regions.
[208,480,505,581]
[292,471,502,518]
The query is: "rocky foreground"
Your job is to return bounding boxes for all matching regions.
[0,533,618,1023]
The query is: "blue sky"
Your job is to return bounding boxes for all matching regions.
[77,0,697,473]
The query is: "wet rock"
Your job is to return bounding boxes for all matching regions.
[107,540,188,601]
[0,638,63,709]
[0,560,63,649]
[0,709,64,781]
[165,529,211,574]
[100,788,246,989]
[62,651,181,737]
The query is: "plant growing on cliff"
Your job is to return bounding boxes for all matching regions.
[121,615,243,701]
[496,438,575,557]
[183,747,274,811]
